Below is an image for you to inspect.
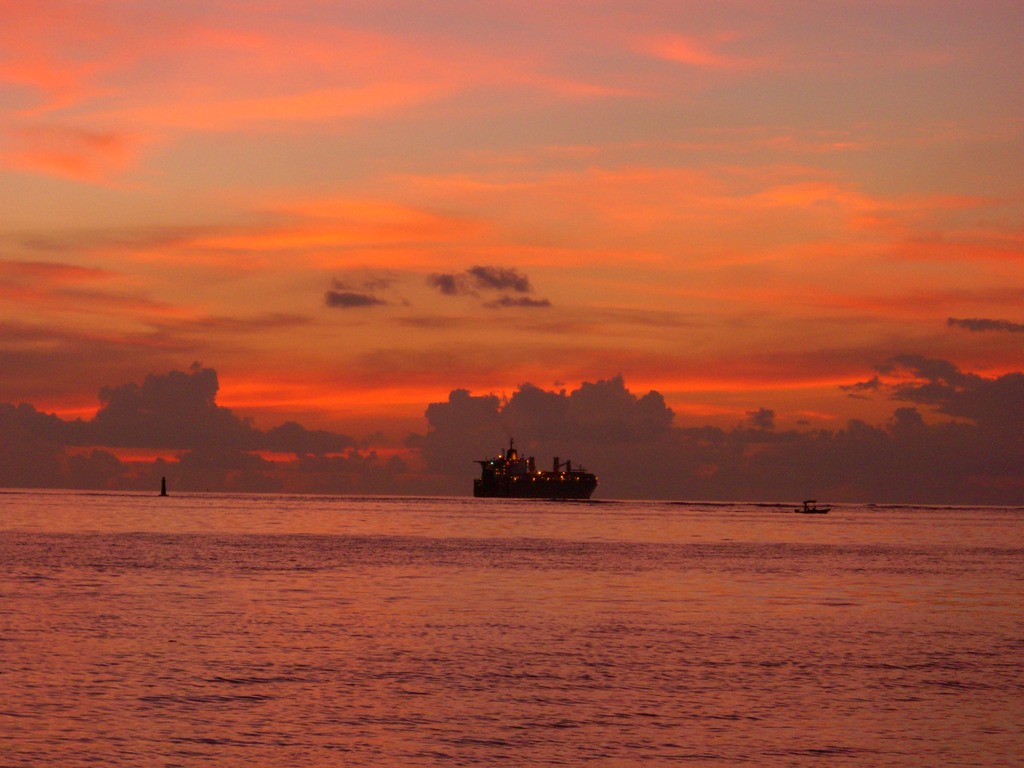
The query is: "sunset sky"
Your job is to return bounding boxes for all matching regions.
[3,0,1022,457]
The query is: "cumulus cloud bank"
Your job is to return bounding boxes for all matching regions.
[0,365,394,494]
[2,359,1022,503]
[413,367,1023,503]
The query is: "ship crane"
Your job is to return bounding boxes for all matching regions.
[552,457,574,473]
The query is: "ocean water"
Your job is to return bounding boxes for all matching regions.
[0,491,1021,767]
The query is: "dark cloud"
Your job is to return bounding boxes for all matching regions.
[840,375,882,399]
[285,451,412,495]
[564,376,675,442]
[427,265,550,307]
[426,273,460,295]
[416,389,505,476]
[879,354,968,385]
[483,296,552,309]
[90,364,254,449]
[745,408,776,430]
[841,375,882,393]
[2,359,1022,503]
[0,403,69,488]
[0,365,376,493]
[65,450,124,491]
[86,365,357,455]
[175,445,283,493]
[263,421,355,455]
[324,290,387,308]
[417,376,676,497]
[414,367,1024,503]
[880,354,1024,433]
[324,273,401,309]
[0,402,75,444]
[467,266,532,293]
[501,383,570,442]
[948,317,1024,333]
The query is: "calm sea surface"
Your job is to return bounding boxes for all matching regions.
[1,491,1021,767]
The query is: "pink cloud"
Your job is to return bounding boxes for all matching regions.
[0,1,114,110]
[637,31,779,72]
[2,124,141,181]
[1,2,647,186]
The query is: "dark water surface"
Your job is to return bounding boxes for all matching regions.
[1,491,1021,766]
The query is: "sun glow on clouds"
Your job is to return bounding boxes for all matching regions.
[0,1,637,182]
[0,0,1022,448]
[187,199,486,263]
[216,377,447,421]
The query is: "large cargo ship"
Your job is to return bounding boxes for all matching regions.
[474,439,598,499]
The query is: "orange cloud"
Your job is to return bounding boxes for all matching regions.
[892,232,1024,263]
[2,1,655,189]
[108,82,451,133]
[177,198,488,272]
[0,259,109,284]
[3,124,140,181]
[0,1,117,110]
[217,375,446,417]
[639,33,774,71]
[0,253,196,340]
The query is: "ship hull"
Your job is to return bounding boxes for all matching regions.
[474,475,597,499]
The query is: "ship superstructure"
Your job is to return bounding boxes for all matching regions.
[474,439,598,499]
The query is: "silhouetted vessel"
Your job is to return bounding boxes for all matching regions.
[795,499,830,514]
[474,439,598,499]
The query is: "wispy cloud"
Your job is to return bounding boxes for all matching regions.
[2,124,141,182]
[948,317,1024,333]
[0,258,110,284]
[1,3,637,184]
[638,33,777,71]
[484,296,552,309]
[169,313,312,333]
[189,199,483,260]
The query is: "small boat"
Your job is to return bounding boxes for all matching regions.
[795,499,830,514]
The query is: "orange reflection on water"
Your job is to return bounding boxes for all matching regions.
[0,493,1020,765]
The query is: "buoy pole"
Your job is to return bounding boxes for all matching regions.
[160,477,167,497]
